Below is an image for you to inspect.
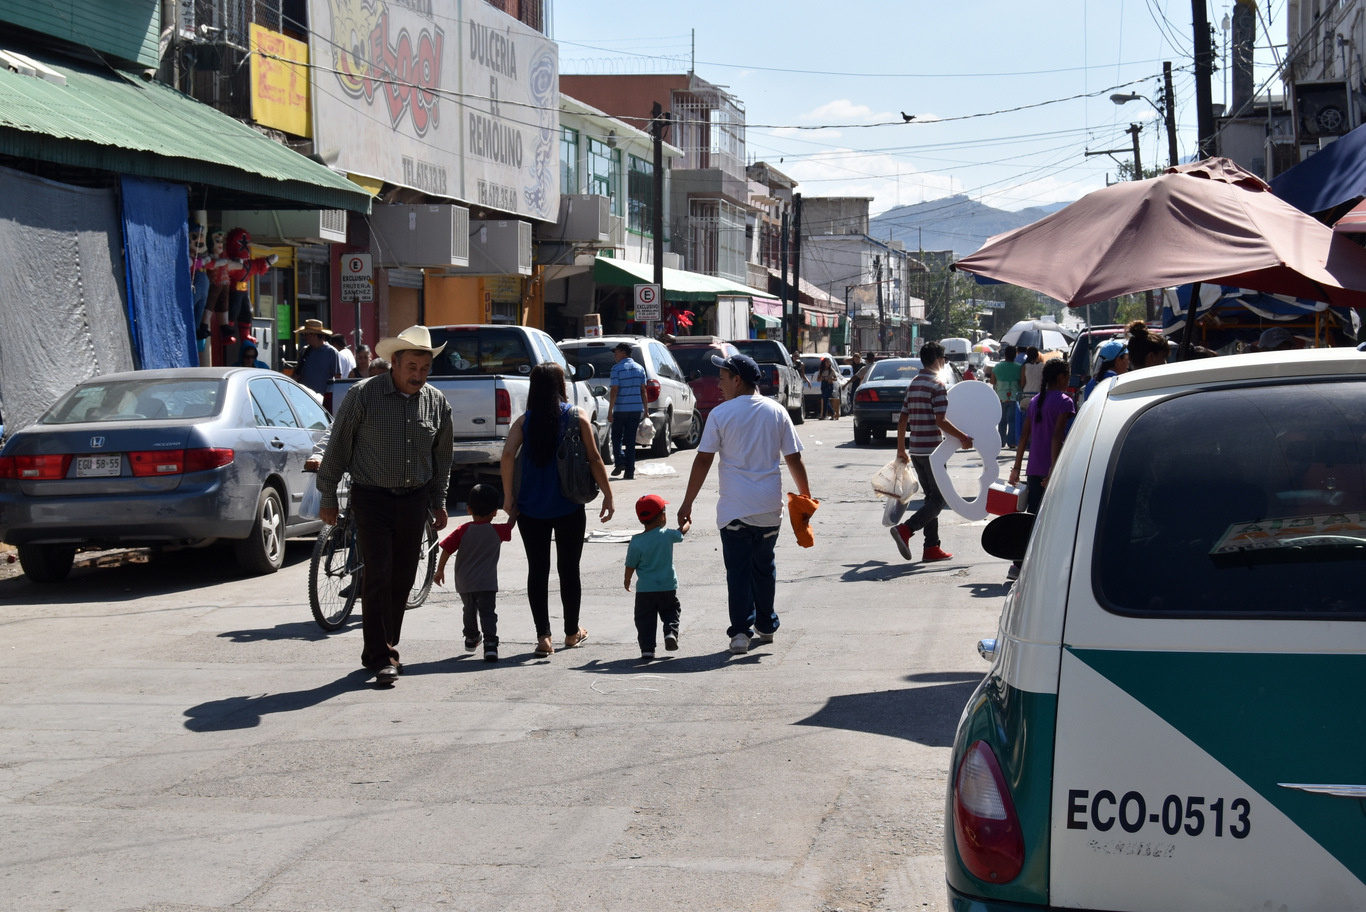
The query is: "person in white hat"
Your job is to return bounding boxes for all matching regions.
[317,325,454,686]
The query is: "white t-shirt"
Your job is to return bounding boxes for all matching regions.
[698,392,803,528]
[335,344,357,377]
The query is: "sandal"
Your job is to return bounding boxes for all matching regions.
[564,628,589,649]
[534,636,554,657]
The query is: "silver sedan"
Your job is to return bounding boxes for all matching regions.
[0,367,329,582]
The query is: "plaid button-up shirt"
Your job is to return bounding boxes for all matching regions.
[316,371,453,511]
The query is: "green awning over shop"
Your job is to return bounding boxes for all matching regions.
[593,255,763,301]
[751,313,782,327]
[0,48,373,213]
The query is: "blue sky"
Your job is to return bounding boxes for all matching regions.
[553,0,1286,214]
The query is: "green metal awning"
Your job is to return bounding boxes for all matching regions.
[751,312,782,327]
[0,48,373,213]
[593,255,764,301]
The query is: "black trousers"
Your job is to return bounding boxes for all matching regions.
[634,589,681,652]
[352,484,429,670]
[516,509,586,638]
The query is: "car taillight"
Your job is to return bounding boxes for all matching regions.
[4,454,73,480]
[645,379,661,402]
[129,448,234,476]
[953,740,1025,884]
[495,388,511,425]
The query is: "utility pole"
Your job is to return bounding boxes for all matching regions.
[1127,123,1143,178]
[650,101,669,339]
[1163,61,1180,167]
[1193,0,1217,158]
[874,255,885,352]
[791,193,803,354]
[779,207,789,343]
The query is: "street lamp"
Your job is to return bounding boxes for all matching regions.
[1112,92,1179,169]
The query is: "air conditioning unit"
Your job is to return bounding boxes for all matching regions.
[369,204,470,268]
[443,220,533,276]
[220,209,348,246]
[551,194,611,242]
[608,215,626,249]
[1294,80,1351,139]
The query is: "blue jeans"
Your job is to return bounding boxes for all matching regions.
[719,521,780,638]
[611,410,643,477]
[999,399,1018,447]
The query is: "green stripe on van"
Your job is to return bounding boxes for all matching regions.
[1070,648,1366,885]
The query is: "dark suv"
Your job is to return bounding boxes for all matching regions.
[729,338,804,423]
[667,337,739,425]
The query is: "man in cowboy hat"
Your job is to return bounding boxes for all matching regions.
[317,325,454,686]
[293,318,342,396]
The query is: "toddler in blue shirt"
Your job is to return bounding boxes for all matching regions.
[624,494,689,660]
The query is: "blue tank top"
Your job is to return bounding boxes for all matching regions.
[517,403,581,519]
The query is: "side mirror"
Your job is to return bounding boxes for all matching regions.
[980,511,1035,562]
[688,369,702,381]
[591,384,608,397]
[574,363,595,382]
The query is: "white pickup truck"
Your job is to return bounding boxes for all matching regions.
[325,324,608,490]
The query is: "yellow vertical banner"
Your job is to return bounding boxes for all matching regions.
[250,24,311,138]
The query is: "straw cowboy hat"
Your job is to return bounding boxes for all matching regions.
[294,318,332,337]
[375,325,447,362]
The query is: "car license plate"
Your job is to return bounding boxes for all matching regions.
[76,454,121,477]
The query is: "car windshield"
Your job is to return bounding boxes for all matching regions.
[429,327,534,376]
[671,347,723,377]
[868,359,923,382]
[42,378,221,423]
[561,344,636,380]
[1096,381,1366,618]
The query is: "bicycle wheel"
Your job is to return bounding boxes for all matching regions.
[310,518,361,631]
[407,517,438,609]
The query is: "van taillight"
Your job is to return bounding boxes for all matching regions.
[495,389,511,425]
[953,740,1025,883]
[645,379,661,402]
[2,454,72,480]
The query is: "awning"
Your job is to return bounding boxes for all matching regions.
[0,47,373,213]
[593,256,765,301]
[751,312,782,327]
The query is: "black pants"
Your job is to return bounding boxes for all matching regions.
[352,484,429,670]
[460,590,498,647]
[634,589,681,652]
[517,509,587,638]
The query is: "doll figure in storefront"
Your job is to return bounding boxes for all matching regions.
[213,227,278,350]
[202,227,234,360]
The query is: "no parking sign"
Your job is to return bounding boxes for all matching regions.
[340,254,373,302]
[634,283,662,322]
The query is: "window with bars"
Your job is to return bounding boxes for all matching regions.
[627,154,654,236]
[587,138,621,216]
[561,127,580,196]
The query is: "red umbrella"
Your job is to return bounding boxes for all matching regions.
[953,159,1366,310]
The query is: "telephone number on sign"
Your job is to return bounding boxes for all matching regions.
[1066,790,1251,839]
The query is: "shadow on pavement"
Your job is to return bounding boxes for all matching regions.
[218,619,344,642]
[963,580,1012,599]
[0,539,314,604]
[183,668,370,731]
[570,650,763,674]
[840,559,946,582]
[795,677,981,747]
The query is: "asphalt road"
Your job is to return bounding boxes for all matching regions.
[0,418,1014,912]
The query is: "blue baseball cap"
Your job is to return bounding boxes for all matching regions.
[711,353,762,385]
[1096,339,1128,362]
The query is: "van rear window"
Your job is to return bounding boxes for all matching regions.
[1095,381,1366,618]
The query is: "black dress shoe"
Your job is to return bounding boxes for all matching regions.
[375,665,398,685]
[611,466,624,477]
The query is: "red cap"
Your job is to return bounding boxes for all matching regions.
[636,494,668,521]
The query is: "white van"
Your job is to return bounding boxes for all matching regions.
[940,337,971,366]
[948,349,1366,910]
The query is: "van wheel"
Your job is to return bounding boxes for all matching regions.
[651,411,673,457]
[234,486,285,575]
[17,544,76,583]
[678,411,702,449]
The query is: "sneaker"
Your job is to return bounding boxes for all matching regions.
[611,466,624,477]
[375,665,398,685]
[922,545,953,562]
[755,631,775,644]
[641,650,655,660]
[890,524,914,560]
[483,646,498,662]
[1006,562,1021,580]
[664,633,679,651]
[729,633,751,655]
[464,635,481,651]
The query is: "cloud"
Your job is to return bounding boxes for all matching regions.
[799,99,893,124]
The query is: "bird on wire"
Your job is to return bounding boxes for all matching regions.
[901,111,915,122]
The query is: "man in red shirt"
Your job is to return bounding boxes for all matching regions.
[890,341,974,563]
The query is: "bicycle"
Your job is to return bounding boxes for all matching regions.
[308,493,439,632]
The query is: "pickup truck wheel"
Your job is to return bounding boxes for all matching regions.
[17,543,76,583]
[651,411,673,457]
[234,486,285,575]
[789,402,805,425]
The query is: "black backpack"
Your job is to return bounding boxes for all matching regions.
[556,409,599,505]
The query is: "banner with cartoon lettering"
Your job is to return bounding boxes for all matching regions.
[309,0,558,222]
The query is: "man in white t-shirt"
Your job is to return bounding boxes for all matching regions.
[331,333,357,378]
[678,353,812,655]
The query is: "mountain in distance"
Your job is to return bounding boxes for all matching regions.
[869,195,1072,260]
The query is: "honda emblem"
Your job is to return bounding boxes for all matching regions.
[90,436,105,448]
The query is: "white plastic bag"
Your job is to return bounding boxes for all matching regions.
[299,474,321,520]
[635,418,655,446]
[871,459,919,503]
[881,495,909,527]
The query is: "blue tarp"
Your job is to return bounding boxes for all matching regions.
[1268,124,1366,216]
[119,176,195,369]
[1162,284,1357,348]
